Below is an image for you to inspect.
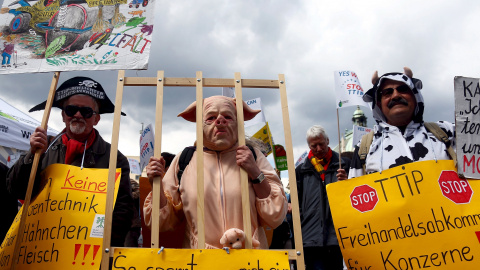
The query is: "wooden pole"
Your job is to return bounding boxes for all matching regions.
[10,72,60,270]
[151,70,165,248]
[100,70,125,270]
[234,72,253,249]
[278,74,305,270]
[195,71,205,249]
[337,108,342,170]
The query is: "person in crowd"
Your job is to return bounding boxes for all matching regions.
[143,96,287,249]
[125,179,141,247]
[347,67,455,178]
[295,125,349,270]
[0,162,18,240]
[7,76,134,247]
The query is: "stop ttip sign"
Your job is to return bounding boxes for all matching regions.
[438,170,473,204]
[350,184,378,212]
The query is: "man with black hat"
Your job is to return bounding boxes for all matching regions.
[346,67,455,178]
[7,76,134,247]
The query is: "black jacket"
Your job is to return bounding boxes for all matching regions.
[7,130,134,247]
[295,151,349,247]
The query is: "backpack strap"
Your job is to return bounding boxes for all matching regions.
[177,145,258,185]
[177,146,196,184]
[359,131,374,174]
[424,122,457,168]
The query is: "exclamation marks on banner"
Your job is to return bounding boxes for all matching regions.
[73,244,101,265]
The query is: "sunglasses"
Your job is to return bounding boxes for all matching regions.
[64,105,97,118]
[379,85,411,98]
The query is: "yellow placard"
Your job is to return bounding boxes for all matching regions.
[0,164,121,270]
[327,160,480,270]
[252,122,273,156]
[112,248,290,270]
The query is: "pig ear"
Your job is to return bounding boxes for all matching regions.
[233,98,261,121]
[177,100,198,122]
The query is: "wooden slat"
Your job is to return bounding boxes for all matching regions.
[278,74,305,270]
[195,71,206,249]
[100,70,125,270]
[235,72,253,249]
[151,71,164,248]
[10,72,60,270]
[123,77,279,88]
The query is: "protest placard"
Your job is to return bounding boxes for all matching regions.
[0,164,121,270]
[139,123,154,172]
[352,125,372,148]
[251,122,273,156]
[112,248,290,270]
[454,76,480,179]
[327,160,480,270]
[334,70,368,109]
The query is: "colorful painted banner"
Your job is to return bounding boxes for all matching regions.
[251,122,272,156]
[0,164,121,270]
[334,70,368,109]
[454,76,480,179]
[112,248,290,270]
[0,0,156,74]
[327,160,480,270]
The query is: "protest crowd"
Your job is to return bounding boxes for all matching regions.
[0,67,461,270]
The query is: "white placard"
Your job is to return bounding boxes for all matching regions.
[454,76,480,179]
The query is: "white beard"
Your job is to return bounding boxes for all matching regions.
[70,120,86,134]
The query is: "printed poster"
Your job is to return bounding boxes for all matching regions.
[327,160,480,270]
[0,0,156,74]
[0,164,121,270]
[454,76,480,179]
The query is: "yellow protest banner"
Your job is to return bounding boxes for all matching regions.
[252,122,273,156]
[0,164,121,270]
[112,248,290,270]
[327,160,480,270]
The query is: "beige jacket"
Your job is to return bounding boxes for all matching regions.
[143,145,287,249]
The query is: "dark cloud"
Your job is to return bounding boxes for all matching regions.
[0,0,478,162]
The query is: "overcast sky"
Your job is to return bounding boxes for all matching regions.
[1,0,478,175]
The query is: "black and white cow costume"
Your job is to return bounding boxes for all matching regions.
[348,67,455,178]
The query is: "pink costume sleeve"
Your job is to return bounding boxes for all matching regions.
[252,148,288,229]
[143,154,184,231]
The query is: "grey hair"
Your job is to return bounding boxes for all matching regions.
[306,125,329,142]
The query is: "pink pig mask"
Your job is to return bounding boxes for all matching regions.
[178,96,260,151]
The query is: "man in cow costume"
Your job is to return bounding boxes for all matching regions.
[347,67,455,178]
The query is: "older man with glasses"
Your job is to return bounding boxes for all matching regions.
[347,67,456,178]
[7,76,134,247]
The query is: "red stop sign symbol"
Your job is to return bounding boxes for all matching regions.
[350,184,378,212]
[438,170,473,204]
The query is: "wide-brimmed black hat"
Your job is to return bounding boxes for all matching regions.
[29,76,126,116]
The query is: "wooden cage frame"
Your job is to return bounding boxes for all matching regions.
[11,71,305,270]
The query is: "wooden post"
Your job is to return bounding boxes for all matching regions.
[10,72,60,270]
[195,71,205,249]
[234,72,253,249]
[278,74,305,270]
[151,70,165,248]
[100,70,126,270]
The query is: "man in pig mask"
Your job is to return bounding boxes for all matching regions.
[143,96,287,249]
